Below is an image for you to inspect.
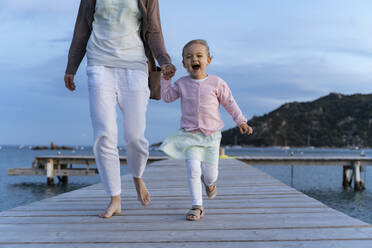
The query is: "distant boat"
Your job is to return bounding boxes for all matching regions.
[360,151,365,157]
[19,145,24,149]
[28,146,32,150]
[281,146,290,150]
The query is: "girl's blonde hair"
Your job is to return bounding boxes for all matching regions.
[182,39,211,58]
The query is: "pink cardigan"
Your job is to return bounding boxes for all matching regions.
[161,75,247,136]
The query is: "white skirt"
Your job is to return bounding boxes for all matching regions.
[159,129,221,165]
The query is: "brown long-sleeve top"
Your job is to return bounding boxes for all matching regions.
[65,0,171,75]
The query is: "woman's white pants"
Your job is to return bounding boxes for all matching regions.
[87,66,150,196]
[186,159,218,206]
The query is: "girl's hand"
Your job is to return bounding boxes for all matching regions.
[64,74,76,91]
[239,123,253,135]
[161,63,176,80]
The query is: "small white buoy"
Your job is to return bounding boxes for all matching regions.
[360,151,365,157]
[290,152,294,156]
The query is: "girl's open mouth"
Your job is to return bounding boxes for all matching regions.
[192,65,200,70]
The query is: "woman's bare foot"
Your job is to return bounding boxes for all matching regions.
[99,195,121,218]
[133,177,150,206]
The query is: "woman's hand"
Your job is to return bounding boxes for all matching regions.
[64,74,76,91]
[239,123,253,135]
[161,63,176,80]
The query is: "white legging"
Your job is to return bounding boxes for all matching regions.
[186,159,218,206]
[87,65,150,196]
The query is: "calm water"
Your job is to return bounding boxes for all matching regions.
[1,145,372,224]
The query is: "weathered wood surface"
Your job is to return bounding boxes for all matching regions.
[8,168,98,176]
[34,155,168,165]
[236,156,372,166]
[8,156,167,177]
[1,159,372,248]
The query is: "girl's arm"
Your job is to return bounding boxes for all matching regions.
[218,81,247,126]
[161,78,180,103]
[65,0,94,75]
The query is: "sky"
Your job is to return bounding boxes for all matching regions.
[1,0,372,146]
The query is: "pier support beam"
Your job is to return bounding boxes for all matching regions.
[59,164,68,183]
[46,159,54,185]
[353,161,365,191]
[342,166,353,188]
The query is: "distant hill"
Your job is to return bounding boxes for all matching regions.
[221,93,372,148]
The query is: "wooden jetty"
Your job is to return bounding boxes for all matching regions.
[8,155,372,190]
[236,156,372,191]
[7,155,167,185]
[1,159,372,247]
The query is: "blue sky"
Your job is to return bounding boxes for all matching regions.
[1,0,372,146]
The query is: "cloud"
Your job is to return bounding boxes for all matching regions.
[0,1,76,17]
[2,0,372,145]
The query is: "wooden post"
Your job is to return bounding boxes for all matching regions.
[354,161,365,191]
[342,166,353,188]
[46,159,54,185]
[219,148,225,157]
[290,165,294,187]
[60,164,68,183]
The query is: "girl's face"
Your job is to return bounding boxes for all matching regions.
[182,43,211,80]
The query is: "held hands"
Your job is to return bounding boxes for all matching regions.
[64,64,176,91]
[64,74,76,91]
[239,122,253,135]
[161,63,176,80]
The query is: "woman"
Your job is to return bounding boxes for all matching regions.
[64,0,175,218]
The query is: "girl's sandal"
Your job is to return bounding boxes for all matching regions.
[186,205,204,221]
[201,176,218,199]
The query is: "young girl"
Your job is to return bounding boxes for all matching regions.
[159,39,253,221]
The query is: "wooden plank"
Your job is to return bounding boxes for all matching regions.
[8,168,46,176]
[236,156,372,166]
[0,220,369,233]
[1,227,372,243]
[1,240,372,248]
[35,156,167,165]
[0,209,335,219]
[8,168,98,176]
